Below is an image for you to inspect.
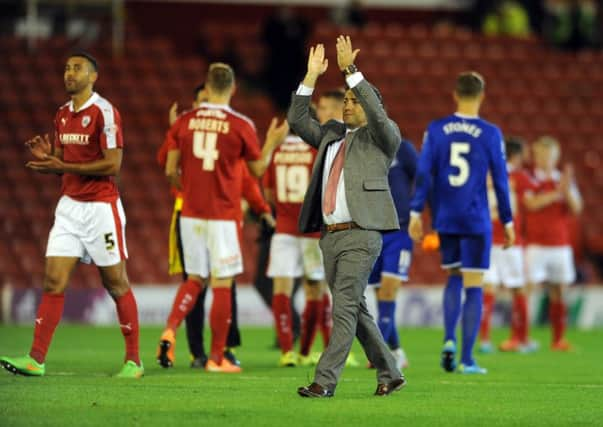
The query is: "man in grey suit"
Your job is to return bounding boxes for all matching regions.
[288,35,406,398]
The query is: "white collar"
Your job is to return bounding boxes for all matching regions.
[69,92,99,113]
[454,112,479,119]
[199,102,231,111]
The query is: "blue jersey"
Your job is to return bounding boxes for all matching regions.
[389,139,418,230]
[410,113,512,234]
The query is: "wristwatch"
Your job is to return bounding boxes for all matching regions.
[342,64,358,76]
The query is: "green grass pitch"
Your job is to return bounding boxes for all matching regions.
[1,325,602,426]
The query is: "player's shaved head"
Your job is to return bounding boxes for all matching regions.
[67,51,98,73]
[455,72,485,99]
[206,63,235,94]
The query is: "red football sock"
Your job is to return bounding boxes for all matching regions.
[320,293,332,347]
[300,300,321,356]
[550,300,566,343]
[166,279,203,331]
[479,291,495,342]
[210,287,232,363]
[272,294,293,353]
[115,289,140,365]
[513,293,528,343]
[30,292,65,364]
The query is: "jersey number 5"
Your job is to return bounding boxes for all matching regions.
[449,142,470,187]
[276,165,309,203]
[193,131,219,171]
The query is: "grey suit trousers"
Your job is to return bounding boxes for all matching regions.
[314,228,402,392]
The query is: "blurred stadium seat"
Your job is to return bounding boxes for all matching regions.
[1,18,602,288]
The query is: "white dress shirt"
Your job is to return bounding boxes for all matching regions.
[295,72,365,225]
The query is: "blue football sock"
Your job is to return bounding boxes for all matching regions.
[377,300,396,346]
[443,275,463,343]
[461,287,483,366]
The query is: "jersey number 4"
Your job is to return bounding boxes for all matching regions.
[193,131,219,171]
[276,165,309,203]
[449,142,470,187]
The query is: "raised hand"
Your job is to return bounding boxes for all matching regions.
[266,118,290,147]
[336,35,360,71]
[307,44,329,77]
[302,44,329,88]
[25,134,52,160]
[169,102,179,126]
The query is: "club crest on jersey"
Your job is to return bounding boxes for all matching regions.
[82,115,91,127]
[61,117,67,126]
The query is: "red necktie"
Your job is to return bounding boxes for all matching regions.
[323,139,347,215]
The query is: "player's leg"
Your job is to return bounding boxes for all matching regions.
[98,261,143,378]
[204,219,243,372]
[1,196,90,376]
[267,234,302,366]
[548,246,575,351]
[499,246,534,352]
[479,247,498,353]
[176,208,208,368]
[0,255,79,377]
[457,233,491,374]
[273,277,297,366]
[223,279,242,367]
[438,234,463,372]
[298,237,327,366]
[158,216,208,367]
[299,279,323,365]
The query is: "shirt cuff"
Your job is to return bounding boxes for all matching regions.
[296,84,314,96]
[345,72,364,89]
[410,210,422,218]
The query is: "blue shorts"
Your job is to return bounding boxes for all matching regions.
[439,232,492,272]
[368,230,413,284]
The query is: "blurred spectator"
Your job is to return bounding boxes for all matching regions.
[262,7,309,113]
[543,0,599,50]
[331,0,367,28]
[482,0,533,37]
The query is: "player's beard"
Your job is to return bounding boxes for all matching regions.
[65,78,87,95]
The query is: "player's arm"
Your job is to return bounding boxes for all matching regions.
[523,189,562,211]
[408,131,436,242]
[247,118,289,178]
[400,140,418,180]
[26,147,122,175]
[165,149,181,190]
[287,44,329,148]
[336,35,401,158]
[488,130,514,247]
[561,165,583,215]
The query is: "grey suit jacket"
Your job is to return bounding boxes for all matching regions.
[287,78,401,233]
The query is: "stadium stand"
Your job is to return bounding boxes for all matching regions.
[1,20,602,288]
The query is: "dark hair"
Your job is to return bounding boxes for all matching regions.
[68,51,98,72]
[344,81,384,106]
[193,83,205,97]
[320,89,345,102]
[505,136,524,159]
[207,63,235,93]
[455,71,485,98]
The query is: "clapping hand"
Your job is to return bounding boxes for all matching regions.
[266,118,290,147]
[25,134,52,160]
[336,35,360,71]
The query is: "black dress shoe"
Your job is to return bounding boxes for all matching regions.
[375,377,406,396]
[297,382,334,398]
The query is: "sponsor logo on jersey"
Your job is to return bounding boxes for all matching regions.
[82,115,91,127]
[60,133,91,145]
